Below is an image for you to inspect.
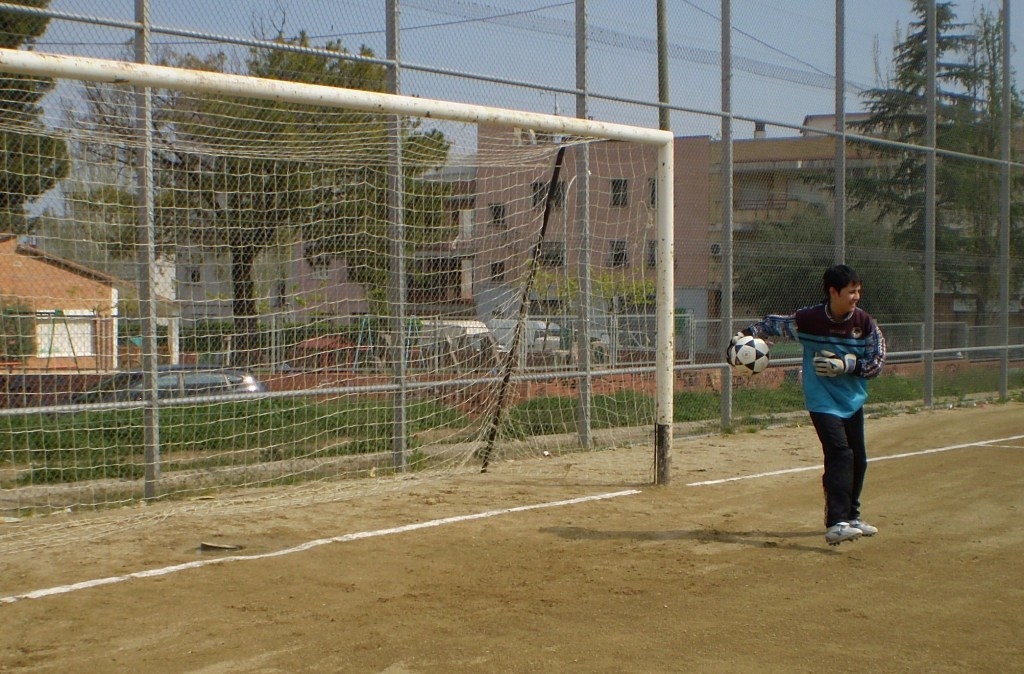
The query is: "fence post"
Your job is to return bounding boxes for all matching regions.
[998,0,1011,398]
[923,0,937,407]
[720,0,735,430]
[134,0,161,500]
[387,0,408,472]
[575,0,593,450]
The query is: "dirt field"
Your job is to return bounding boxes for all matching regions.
[2,402,1023,674]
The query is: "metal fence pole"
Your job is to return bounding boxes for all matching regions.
[999,0,1011,398]
[575,0,593,450]
[134,0,161,500]
[923,0,936,407]
[387,0,408,472]
[654,0,671,484]
[720,0,734,429]
[657,0,670,133]
[834,0,846,265]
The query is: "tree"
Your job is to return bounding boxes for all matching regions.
[851,0,1024,325]
[71,32,451,366]
[0,0,69,233]
[0,297,35,361]
[734,208,922,324]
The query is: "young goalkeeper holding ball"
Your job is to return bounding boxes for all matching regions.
[731,264,887,546]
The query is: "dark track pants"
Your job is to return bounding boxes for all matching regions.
[809,408,867,527]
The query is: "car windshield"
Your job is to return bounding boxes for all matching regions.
[72,367,264,405]
[91,372,142,393]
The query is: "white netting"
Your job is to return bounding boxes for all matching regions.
[0,57,674,517]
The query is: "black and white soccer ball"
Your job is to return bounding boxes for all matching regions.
[727,335,770,375]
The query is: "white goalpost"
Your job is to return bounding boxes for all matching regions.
[0,47,674,514]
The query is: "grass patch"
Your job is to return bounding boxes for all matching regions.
[2,365,1020,485]
[2,396,472,484]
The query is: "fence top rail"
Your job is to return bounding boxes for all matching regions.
[0,48,673,148]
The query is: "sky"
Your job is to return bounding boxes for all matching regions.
[34,0,1024,141]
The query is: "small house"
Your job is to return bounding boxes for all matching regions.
[0,235,118,371]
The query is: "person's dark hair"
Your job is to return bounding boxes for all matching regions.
[822,264,861,297]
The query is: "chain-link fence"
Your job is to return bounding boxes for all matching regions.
[0,1,1021,514]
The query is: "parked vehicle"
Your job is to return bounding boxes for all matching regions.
[486,318,562,354]
[73,365,267,404]
[414,319,497,370]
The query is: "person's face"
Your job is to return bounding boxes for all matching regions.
[829,281,861,316]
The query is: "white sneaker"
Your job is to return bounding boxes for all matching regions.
[849,519,878,536]
[825,522,862,546]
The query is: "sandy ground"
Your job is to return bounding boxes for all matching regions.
[1,402,1023,674]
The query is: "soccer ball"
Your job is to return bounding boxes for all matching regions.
[727,335,770,375]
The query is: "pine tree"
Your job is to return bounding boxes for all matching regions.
[852,0,1023,323]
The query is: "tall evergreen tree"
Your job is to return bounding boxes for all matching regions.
[851,0,1023,323]
[0,0,69,233]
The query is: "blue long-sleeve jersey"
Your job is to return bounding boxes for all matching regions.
[746,301,886,418]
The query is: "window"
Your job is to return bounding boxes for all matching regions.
[459,209,474,238]
[155,372,183,395]
[552,180,566,208]
[272,280,287,308]
[646,240,657,268]
[121,372,180,400]
[489,203,508,227]
[611,179,629,207]
[532,180,566,208]
[734,175,774,210]
[531,181,546,208]
[309,255,331,281]
[35,311,95,358]
[181,371,231,395]
[609,240,629,268]
[490,261,506,282]
[187,267,201,283]
[647,177,657,208]
[538,241,565,267]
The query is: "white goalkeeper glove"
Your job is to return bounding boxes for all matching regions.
[813,350,857,377]
[726,332,746,358]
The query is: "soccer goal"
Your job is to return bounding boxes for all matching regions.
[0,48,673,514]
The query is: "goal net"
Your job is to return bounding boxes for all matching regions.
[0,49,673,517]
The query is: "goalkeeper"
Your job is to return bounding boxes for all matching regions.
[732,264,886,546]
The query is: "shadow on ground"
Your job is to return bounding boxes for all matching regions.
[540,525,837,554]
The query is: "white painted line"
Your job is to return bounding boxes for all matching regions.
[686,465,820,486]
[869,434,1024,462]
[686,433,1024,487]
[0,489,641,606]
[979,436,1024,445]
[7,431,1024,605]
